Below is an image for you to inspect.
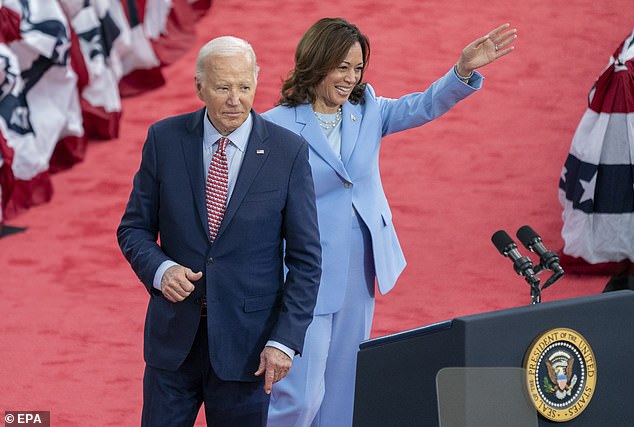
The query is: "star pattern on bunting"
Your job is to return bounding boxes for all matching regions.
[578,171,597,204]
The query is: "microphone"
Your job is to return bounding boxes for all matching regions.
[491,230,537,278]
[516,225,564,275]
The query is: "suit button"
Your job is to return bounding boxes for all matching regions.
[206,257,214,265]
[344,182,353,188]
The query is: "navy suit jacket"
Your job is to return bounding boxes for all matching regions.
[117,108,321,381]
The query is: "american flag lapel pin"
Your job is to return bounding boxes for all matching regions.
[256,149,265,154]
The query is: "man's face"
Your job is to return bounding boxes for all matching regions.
[195,53,257,135]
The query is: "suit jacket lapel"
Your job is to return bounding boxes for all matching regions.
[296,104,350,181]
[181,108,209,237]
[340,102,363,166]
[215,111,269,240]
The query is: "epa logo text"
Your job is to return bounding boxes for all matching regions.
[4,411,50,426]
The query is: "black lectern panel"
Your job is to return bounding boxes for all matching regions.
[353,290,634,427]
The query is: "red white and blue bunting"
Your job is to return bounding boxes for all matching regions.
[559,28,634,268]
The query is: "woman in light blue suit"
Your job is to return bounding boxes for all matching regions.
[264,18,517,427]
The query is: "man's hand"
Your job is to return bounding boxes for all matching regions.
[160,265,202,302]
[254,346,293,394]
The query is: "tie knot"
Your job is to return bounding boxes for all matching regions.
[217,137,230,154]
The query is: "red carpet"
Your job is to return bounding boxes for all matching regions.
[1,0,631,424]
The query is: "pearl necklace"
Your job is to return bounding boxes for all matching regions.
[314,106,342,130]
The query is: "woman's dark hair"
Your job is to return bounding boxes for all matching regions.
[278,17,370,107]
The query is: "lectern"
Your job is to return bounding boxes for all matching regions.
[353,290,634,426]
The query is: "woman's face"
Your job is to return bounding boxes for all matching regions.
[313,42,364,113]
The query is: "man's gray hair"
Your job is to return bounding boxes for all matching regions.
[195,36,259,81]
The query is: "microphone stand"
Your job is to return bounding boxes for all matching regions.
[525,273,542,304]
[526,263,564,304]
[540,267,564,291]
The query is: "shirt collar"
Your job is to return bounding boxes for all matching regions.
[203,108,252,152]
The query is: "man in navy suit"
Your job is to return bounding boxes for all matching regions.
[117,36,321,426]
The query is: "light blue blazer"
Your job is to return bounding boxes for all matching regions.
[263,68,481,315]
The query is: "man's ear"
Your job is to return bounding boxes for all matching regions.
[194,77,203,99]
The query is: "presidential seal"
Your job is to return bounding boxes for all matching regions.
[523,328,597,422]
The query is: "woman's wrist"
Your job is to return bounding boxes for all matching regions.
[454,63,473,83]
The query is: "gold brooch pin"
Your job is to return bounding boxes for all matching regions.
[351,114,357,121]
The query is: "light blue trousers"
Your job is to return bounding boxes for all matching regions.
[268,212,375,427]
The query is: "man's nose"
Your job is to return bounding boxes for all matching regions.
[227,90,240,105]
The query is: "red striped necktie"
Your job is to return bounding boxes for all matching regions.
[205,137,229,242]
